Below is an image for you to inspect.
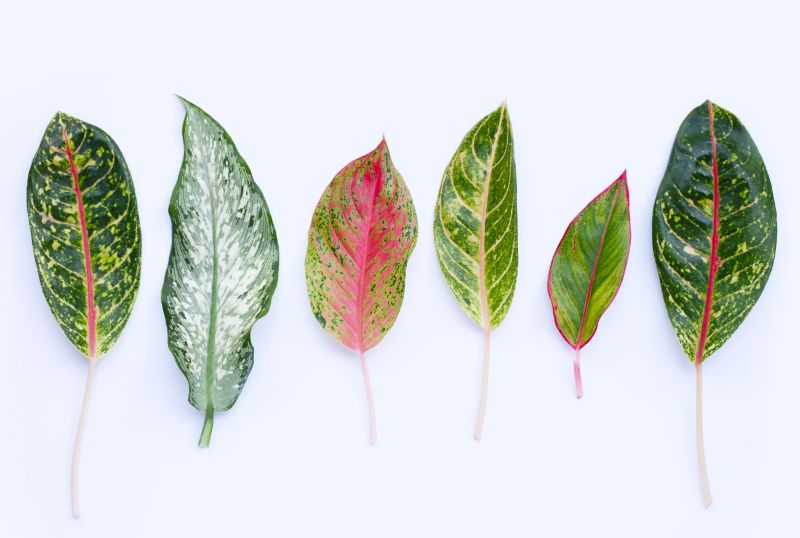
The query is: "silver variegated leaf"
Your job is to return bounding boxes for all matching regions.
[162,97,279,447]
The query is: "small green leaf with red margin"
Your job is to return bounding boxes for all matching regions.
[547,171,630,398]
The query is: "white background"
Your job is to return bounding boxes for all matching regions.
[0,1,796,536]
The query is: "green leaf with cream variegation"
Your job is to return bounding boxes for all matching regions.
[653,100,777,507]
[305,138,417,443]
[27,112,141,517]
[433,103,518,439]
[547,172,630,398]
[162,97,279,447]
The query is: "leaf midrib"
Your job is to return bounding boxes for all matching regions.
[61,122,97,359]
[575,179,623,348]
[205,157,220,413]
[478,106,506,330]
[694,101,721,363]
[353,151,382,353]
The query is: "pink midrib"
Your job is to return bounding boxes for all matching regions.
[353,149,384,354]
[574,178,624,349]
[63,127,97,359]
[694,101,721,364]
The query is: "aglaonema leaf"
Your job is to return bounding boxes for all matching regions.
[653,100,777,507]
[547,171,630,398]
[305,138,417,443]
[433,103,518,439]
[27,112,142,517]
[162,97,279,448]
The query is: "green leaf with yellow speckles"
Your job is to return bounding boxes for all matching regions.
[433,103,518,439]
[162,97,279,448]
[548,171,630,399]
[653,100,777,508]
[27,112,142,517]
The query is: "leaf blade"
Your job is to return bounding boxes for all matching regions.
[652,101,777,362]
[547,172,631,350]
[27,112,142,359]
[305,139,418,352]
[434,104,518,329]
[161,98,279,443]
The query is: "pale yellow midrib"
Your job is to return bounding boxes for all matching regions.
[478,107,506,331]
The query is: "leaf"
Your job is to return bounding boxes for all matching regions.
[27,112,142,516]
[433,103,518,438]
[305,138,417,443]
[547,171,631,398]
[653,100,777,507]
[27,113,142,359]
[162,97,279,447]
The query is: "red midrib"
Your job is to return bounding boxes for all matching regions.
[63,127,97,359]
[353,148,384,353]
[695,100,721,364]
[575,176,623,349]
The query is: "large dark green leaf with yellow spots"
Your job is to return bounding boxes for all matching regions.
[653,101,777,362]
[26,112,141,516]
[653,100,777,507]
[27,112,141,360]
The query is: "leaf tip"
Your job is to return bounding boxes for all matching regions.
[175,95,200,114]
[374,135,390,158]
[704,99,721,116]
[53,110,75,126]
[617,169,630,202]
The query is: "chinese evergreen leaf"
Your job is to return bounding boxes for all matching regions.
[27,113,141,359]
[162,98,279,447]
[305,138,417,443]
[653,100,777,507]
[27,112,142,516]
[433,103,518,439]
[547,172,630,398]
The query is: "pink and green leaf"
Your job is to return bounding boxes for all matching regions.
[305,138,417,441]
